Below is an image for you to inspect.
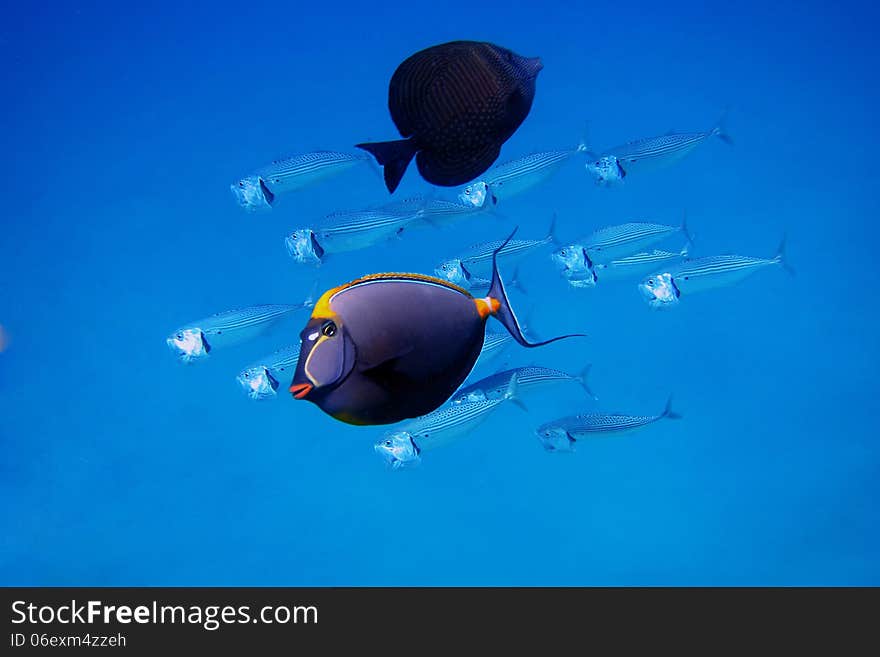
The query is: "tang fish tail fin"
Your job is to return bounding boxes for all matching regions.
[503,373,528,412]
[774,233,795,276]
[712,108,733,145]
[258,178,276,206]
[662,395,682,420]
[577,363,598,400]
[486,228,585,348]
[355,138,417,193]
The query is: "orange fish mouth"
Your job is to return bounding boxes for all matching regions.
[289,382,313,399]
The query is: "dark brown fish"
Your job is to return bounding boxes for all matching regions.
[356,40,543,193]
[288,230,580,426]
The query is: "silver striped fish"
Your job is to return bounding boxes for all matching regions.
[437,217,557,278]
[167,302,312,364]
[285,206,421,265]
[601,115,732,176]
[236,345,301,401]
[382,194,487,228]
[593,243,691,282]
[231,151,368,211]
[451,364,595,404]
[459,144,588,207]
[639,237,792,309]
[610,129,731,170]
[374,374,521,469]
[536,396,681,452]
[472,330,514,371]
[582,217,691,263]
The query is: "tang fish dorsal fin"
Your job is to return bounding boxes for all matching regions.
[312,272,472,318]
[349,272,472,296]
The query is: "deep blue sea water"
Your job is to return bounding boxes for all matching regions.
[2,1,878,585]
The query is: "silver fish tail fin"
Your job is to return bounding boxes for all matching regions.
[546,213,560,248]
[712,108,733,145]
[662,395,682,420]
[302,277,321,309]
[355,138,417,194]
[577,121,593,155]
[503,373,528,412]
[487,227,585,349]
[680,210,695,245]
[774,234,795,276]
[574,121,593,157]
[577,364,598,400]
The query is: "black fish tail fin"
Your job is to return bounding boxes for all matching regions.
[355,138,417,193]
[487,227,585,348]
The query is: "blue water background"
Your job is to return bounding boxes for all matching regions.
[2,0,878,585]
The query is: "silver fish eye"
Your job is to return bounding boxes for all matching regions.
[647,279,654,285]
[384,439,392,446]
[176,333,183,340]
[464,188,470,195]
[560,249,566,256]
[321,321,337,337]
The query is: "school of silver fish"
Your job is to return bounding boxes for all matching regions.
[172,99,792,469]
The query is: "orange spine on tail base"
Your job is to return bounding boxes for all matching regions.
[474,296,501,319]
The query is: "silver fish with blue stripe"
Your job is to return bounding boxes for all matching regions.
[568,216,691,264]
[436,216,557,284]
[536,396,681,452]
[374,374,521,469]
[585,114,732,184]
[167,301,313,364]
[451,364,595,405]
[458,144,588,207]
[236,345,301,401]
[639,237,792,309]
[286,205,421,265]
[231,151,368,211]
[382,195,488,228]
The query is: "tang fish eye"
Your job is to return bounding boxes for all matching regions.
[321,321,337,337]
